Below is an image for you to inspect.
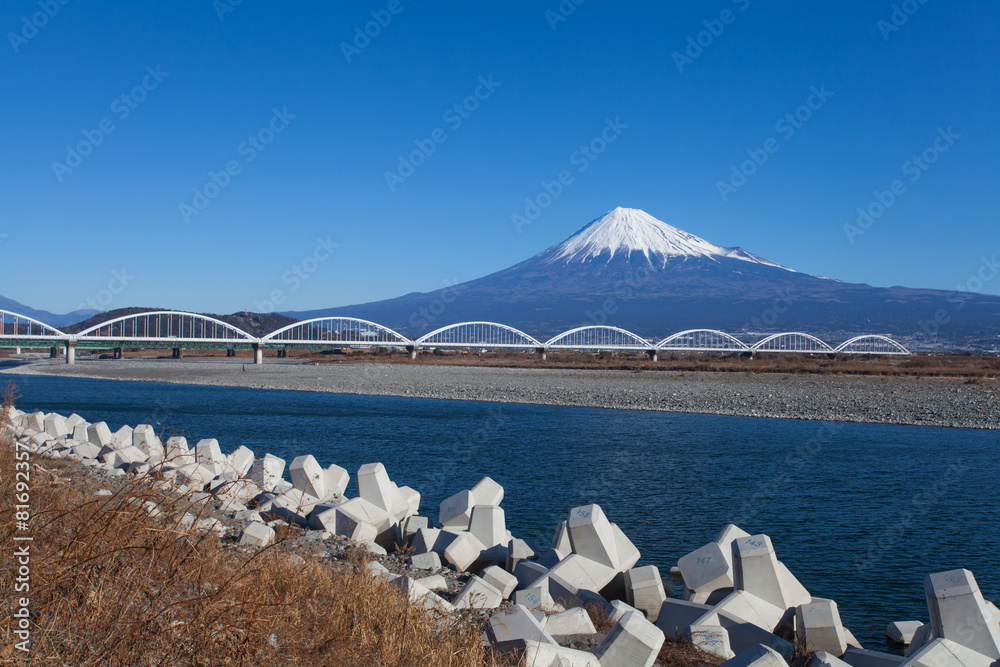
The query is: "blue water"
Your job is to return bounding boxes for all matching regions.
[4,371,997,649]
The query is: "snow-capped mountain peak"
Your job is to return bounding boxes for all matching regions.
[546,207,789,270]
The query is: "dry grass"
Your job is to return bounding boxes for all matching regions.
[655,635,726,667]
[0,391,510,667]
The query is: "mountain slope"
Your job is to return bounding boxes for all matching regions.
[0,295,99,329]
[278,207,1000,348]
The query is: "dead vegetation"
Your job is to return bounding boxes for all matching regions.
[0,390,508,667]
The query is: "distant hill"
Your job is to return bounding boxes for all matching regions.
[62,308,298,337]
[0,294,99,328]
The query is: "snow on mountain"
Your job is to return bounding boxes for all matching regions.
[544,207,792,271]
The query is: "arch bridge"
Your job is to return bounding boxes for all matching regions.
[0,308,912,364]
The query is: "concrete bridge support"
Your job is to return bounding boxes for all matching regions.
[253,343,263,365]
[65,340,75,365]
[15,347,21,355]
[536,347,547,361]
[647,350,658,362]
[172,348,182,359]
[406,345,418,360]
[50,346,58,358]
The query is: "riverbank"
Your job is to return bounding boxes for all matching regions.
[3,357,998,429]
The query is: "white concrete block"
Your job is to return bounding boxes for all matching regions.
[567,504,619,570]
[71,424,89,442]
[443,532,486,572]
[289,454,326,499]
[389,576,451,614]
[507,538,537,572]
[43,413,69,438]
[471,476,504,506]
[797,598,848,656]
[104,445,147,469]
[87,422,113,447]
[469,505,506,548]
[485,604,557,648]
[72,441,101,459]
[65,413,85,428]
[333,497,391,539]
[811,651,853,666]
[544,607,597,637]
[519,640,602,667]
[453,575,504,610]
[899,637,995,667]
[409,551,442,571]
[356,462,394,512]
[841,647,906,666]
[250,454,285,488]
[323,464,349,498]
[359,539,387,556]
[924,569,1000,659]
[626,565,668,622]
[23,411,45,432]
[689,623,736,660]
[481,565,518,598]
[238,522,275,547]
[402,516,429,543]
[393,484,419,517]
[439,489,475,529]
[132,425,164,463]
[542,553,618,597]
[698,590,789,636]
[516,586,557,612]
[514,560,550,589]
[593,609,665,667]
[719,644,788,666]
[610,521,641,571]
[113,425,133,449]
[733,534,810,611]
[610,599,640,623]
[174,463,219,488]
[680,541,734,603]
[410,527,444,555]
[195,439,225,475]
[904,624,933,657]
[552,520,572,558]
[225,445,254,477]
[416,574,448,592]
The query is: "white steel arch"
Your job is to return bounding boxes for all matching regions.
[416,322,541,348]
[75,311,256,343]
[262,317,410,346]
[0,309,68,340]
[545,325,652,350]
[656,329,751,352]
[751,332,835,353]
[834,334,910,355]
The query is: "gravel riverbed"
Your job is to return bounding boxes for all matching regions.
[3,357,998,429]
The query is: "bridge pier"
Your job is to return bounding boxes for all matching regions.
[226,349,235,357]
[536,347,547,361]
[113,347,123,359]
[15,347,21,355]
[647,350,657,362]
[65,340,75,365]
[253,343,263,365]
[50,346,58,358]
[406,345,418,360]
[172,348,182,359]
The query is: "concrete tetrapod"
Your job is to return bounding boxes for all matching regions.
[593,609,664,667]
[923,569,1000,659]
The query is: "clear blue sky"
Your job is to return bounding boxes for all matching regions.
[3,0,998,314]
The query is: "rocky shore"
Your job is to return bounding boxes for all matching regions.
[3,357,999,429]
[8,404,1000,666]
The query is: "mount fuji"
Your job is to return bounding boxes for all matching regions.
[287,208,1000,348]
